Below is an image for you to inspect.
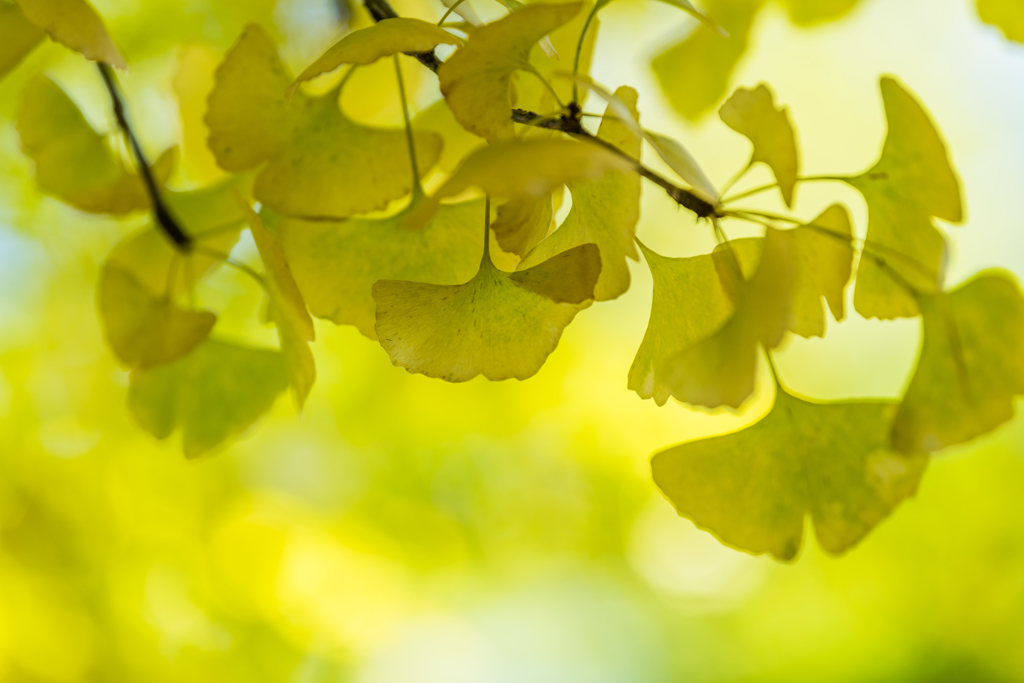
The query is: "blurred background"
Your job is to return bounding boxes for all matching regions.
[2,0,1024,680]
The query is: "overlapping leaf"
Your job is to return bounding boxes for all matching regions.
[15,0,126,69]
[652,388,928,560]
[206,23,441,218]
[514,0,598,113]
[0,2,44,78]
[845,77,963,320]
[976,0,1024,42]
[492,196,554,257]
[893,272,1024,454]
[779,0,861,25]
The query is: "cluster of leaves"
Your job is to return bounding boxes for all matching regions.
[3,0,1024,561]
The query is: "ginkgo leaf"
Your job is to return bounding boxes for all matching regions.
[492,196,554,257]
[128,339,289,459]
[277,199,484,339]
[719,84,799,207]
[17,75,176,214]
[516,0,598,112]
[892,271,1024,454]
[597,0,723,34]
[437,1,583,141]
[845,77,963,320]
[373,240,601,382]
[413,97,486,174]
[663,227,794,409]
[441,0,483,25]
[517,86,641,301]
[98,264,215,370]
[240,202,316,407]
[976,0,1024,42]
[779,0,860,25]
[405,138,633,229]
[288,19,461,97]
[15,0,127,69]
[0,2,45,78]
[652,387,928,561]
[652,0,762,121]
[206,24,442,218]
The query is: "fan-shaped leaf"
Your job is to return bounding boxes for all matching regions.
[0,2,45,78]
[16,0,126,69]
[976,0,1024,42]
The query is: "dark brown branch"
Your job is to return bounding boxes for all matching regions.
[364,0,442,71]
[98,63,192,250]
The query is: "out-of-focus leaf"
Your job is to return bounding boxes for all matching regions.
[172,43,228,184]
[653,388,928,561]
[517,86,641,301]
[441,0,483,25]
[720,83,799,207]
[437,2,583,141]
[413,97,486,174]
[206,24,441,219]
[893,271,1024,454]
[17,76,175,214]
[288,19,461,97]
[16,0,127,68]
[128,339,289,458]
[0,2,44,78]
[845,77,963,320]
[976,0,1024,42]
[779,0,860,25]
[373,242,600,382]
[598,0,723,34]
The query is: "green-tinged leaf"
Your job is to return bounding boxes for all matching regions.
[517,86,641,300]
[779,0,860,25]
[277,199,484,339]
[128,339,289,458]
[893,272,1024,454]
[516,0,598,112]
[0,2,44,78]
[16,76,175,214]
[413,97,485,174]
[372,243,600,382]
[652,0,763,121]
[206,24,441,218]
[492,196,554,257]
[97,264,215,369]
[242,203,316,407]
[288,19,461,97]
[15,0,126,69]
[652,388,928,561]
[663,227,794,409]
[405,138,633,229]
[976,0,1024,42]
[720,84,799,207]
[846,77,963,320]
[437,2,583,141]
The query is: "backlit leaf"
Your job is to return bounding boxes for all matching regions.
[845,77,963,320]
[441,0,483,25]
[492,196,554,257]
[652,388,928,560]
[976,0,1024,42]
[0,2,45,79]
[128,339,289,459]
[437,1,583,141]
[779,0,860,25]
[15,0,127,69]
[719,84,799,207]
[516,0,598,112]
[206,24,441,218]
[412,97,485,174]
[893,271,1024,454]
[598,0,722,34]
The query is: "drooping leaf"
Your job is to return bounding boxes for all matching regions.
[779,0,860,25]
[97,264,215,369]
[241,201,317,407]
[277,199,484,339]
[515,0,598,113]
[517,86,642,300]
[497,0,559,60]
[288,19,461,97]
[892,271,1024,454]
[845,77,963,320]
[719,84,799,207]
[405,138,633,229]
[412,97,486,174]
[372,241,601,382]
[206,23,442,219]
[128,339,289,459]
[976,0,1024,42]
[15,0,127,69]
[492,196,554,257]
[437,1,583,141]
[17,75,176,214]
[0,2,45,79]
[652,388,928,561]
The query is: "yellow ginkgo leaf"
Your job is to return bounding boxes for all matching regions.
[206,24,442,219]
[172,44,228,184]
[663,227,794,409]
[517,86,642,301]
[98,264,216,370]
[0,2,45,79]
[437,1,583,141]
[372,235,601,382]
[719,84,799,207]
[892,271,1024,454]
[128,339,289,459]
[17,75,176,214]
[492,196,554,257]
[653,387,928,561]
[405,138,633,229]
[515,0,598,113]
[845,77,963,320]
[779,0,860,25]
[412,97,486,174]
[289,19,461,97]
[277,199,484,340]
[241,202,316,408]
[976,0,1024,42]
[16,0,126,69]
